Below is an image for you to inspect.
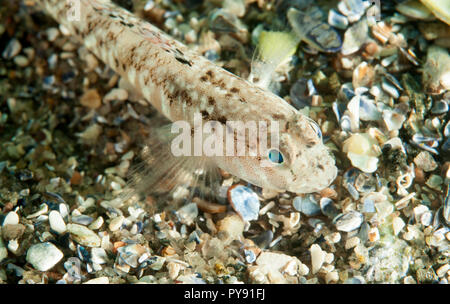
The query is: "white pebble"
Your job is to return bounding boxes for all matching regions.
[298,262,309,276]
[325,253,334,264]
[2,38,21,59]
[325,232,341,244]
[392,217,405,236]
[83,277,109,284]
[7,239,19,254]
[345,236,360,250]
[216,213,245,241]
[404,276,417,284]
[310,244,326,274]
[0,236,7,262]
[26,203,48,219]
[109,216,124,231]
[59,204,69,219]
[26,242,63,271]
[46,27,60,42]
[89,216,104,230]
[325,271,339,284]
[3,212,19,226]
[49,211,67,234]
[67,224,101,247]
[335,211,364,232]
[14,55,29,67]
[436,264,450,278]
[91,248,108,264]
[167,262,182,280]
[413,205,429,222]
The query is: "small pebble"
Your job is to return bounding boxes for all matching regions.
[13,55,29,67]
[67,224,101,247]
[310,244,326,274]
[70,171,83,185]
[2,224,25,241]
[80,89,102,109]
[334,211,364,232]
[293,195,321,216]
[255,252,300,282]
[404,276,417,284]
[83,277,109,284]
[26,242,63,271]
[228,185,260,222]
[72,215,94,226]
[91,248,108,264]
[2,212,19,226]
[109,216,124,231]
[414,151,438,172]
[176,203,198,225]
[49,211,66,234]
[26,203,49,219]
[46,27,60,41]
[216,213,245,242]
[325,271,339,283]
[8,239,19,254]
[325,232,341,244]
[2,38,21,59]
[392,217,405,236]
[0,236,7,262]
[325,253,334,264]
[341,19,368,55]
[167,262,182,280]
[436,264,450,278]
[345,236,360,250]
[89,216,104,230]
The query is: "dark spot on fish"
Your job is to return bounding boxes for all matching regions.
[206,70,214,78]
[119,20,135,28]
[230,87,239,93]
[239,98,246,103]
[201,111,209,119]
[225,93,232,98]
[217,116,227,124]
[208,97,215,105]
[317,164,324,170]
[175,56,192,66]
[200,76,208,82]
[273,114,285,120]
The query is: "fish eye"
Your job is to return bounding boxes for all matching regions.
[307,118,322,141]
[268,149,284,164]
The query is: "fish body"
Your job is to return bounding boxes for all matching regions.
[36,0,337,193]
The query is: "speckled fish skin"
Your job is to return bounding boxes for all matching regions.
[37,0,337,193]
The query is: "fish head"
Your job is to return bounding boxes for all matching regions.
[250,113,338,193]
